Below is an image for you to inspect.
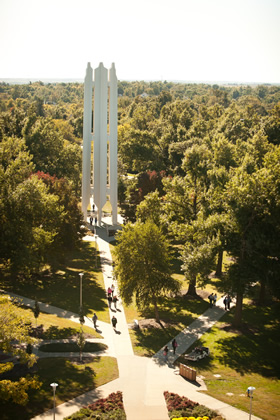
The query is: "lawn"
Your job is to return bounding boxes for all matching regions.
[14,304,103,339]
[0,240,110,323]
[0,356,119,420]
[176,303,280,420]
[126,294,210,356]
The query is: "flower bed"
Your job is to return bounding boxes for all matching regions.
[164,392,224,420]
[64,391,126,419]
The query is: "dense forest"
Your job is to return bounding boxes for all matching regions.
[0,80,279,325]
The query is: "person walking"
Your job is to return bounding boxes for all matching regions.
[223,295,228,310]
[112,316,117,330]
[213,293,217,306]
[208,293,214,307]
[111,283,115,297]
[92,313,98,329]
[108,294,113,309]
[163,345,168,362]
[172,338,178,354]
[113,295,118,310]
[227,295,232,310]
[107,287,112,296]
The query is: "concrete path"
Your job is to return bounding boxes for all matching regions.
[3,226,261,420]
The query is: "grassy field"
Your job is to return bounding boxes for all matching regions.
[0,240,110,323]
[0,356,119,420]
[1,240,280,420]
[176,303,280,420]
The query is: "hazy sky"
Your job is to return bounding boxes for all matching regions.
[0,0,279,83]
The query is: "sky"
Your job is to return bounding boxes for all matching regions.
[0,0,279,84]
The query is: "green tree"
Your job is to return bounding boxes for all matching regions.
[0,295,41,405]
[114,221,181,322]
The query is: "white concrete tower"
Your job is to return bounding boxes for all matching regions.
[81,62,118,226]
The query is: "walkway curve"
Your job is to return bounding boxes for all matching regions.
[2,228,261,420]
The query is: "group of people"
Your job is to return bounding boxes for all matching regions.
[223,295,232,310]
[208,292,232,310]
[208,292,217,307]
[107,284,119,310]
[163,338,178,361]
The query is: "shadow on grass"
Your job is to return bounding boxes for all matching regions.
[0,357,102,420]
[0,241,108,316]
[39,342,108,352]
[131,295,210,355]
[215,303,280,378]
[176,302,280,379]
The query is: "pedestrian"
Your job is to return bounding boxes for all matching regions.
[227,295,231,310]
[172,338,178,354]
[108,295,112,309]
[107,287,112,296]
[208,293,213,307]
[163,345,168,362]
[113,295,118,310]
[90,216,93,225]
[111,283,115,296]
[95,217,97,225]
[213,293,217,306]
[92,313,98,329]
[223,295,228,310]
[112,315,117,329]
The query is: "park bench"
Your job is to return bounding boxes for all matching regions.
[179,363,196,381]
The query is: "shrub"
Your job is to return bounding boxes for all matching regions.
[64,392,126,420]
[192,405,218,418]
[164,392,224,420]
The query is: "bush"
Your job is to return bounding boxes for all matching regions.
[192,405,218,418]
[64,392,126,420]
[164,392,224,420]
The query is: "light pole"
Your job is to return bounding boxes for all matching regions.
[95,234,97,268]
[247,386,255,420]
[50,382,58,420]
[79,272,84,309]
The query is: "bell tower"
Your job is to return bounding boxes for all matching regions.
[81,62,118,226]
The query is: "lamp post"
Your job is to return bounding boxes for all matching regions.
[79,272,84,309]
[247,386,255,420]
[95,234,97,268]
[50,382,58,420]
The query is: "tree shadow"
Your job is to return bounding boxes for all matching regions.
[0,356,102,420]
[215,304,280,378]
[0,241,108,316]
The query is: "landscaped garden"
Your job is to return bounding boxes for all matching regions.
[1,237,279,420]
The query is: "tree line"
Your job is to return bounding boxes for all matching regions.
[1,80,280,326]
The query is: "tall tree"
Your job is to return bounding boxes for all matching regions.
[114,221,181,322]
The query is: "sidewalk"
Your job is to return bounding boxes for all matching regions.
[3,227,261,420]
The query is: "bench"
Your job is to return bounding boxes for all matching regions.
[179,363,196,381]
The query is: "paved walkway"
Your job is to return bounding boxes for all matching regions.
[3,225,261,420]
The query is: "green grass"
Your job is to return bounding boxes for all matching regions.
[39,342,108,352]
[14,304,103,339]
[0,241,109,323]
[176,303,280,420]
[0,356,118,420]
[122,294,210,356]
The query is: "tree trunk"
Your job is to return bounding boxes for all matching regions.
[233,292,243,327]
[153,296,160,323]
[186,276,197,296]
[258,277,266,306]
[215,250,223,277]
